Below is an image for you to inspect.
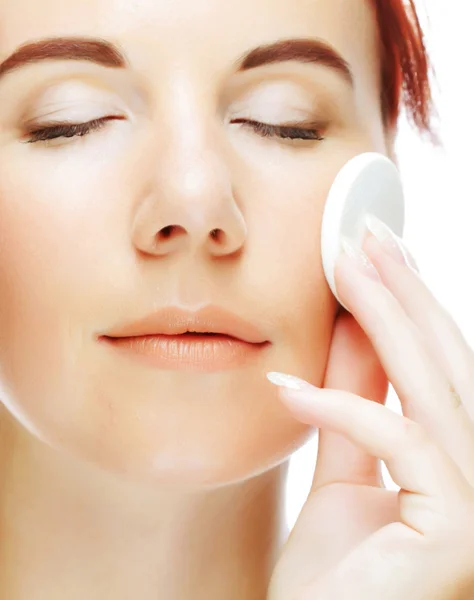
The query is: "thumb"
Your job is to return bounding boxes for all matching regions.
[311,309,389,492]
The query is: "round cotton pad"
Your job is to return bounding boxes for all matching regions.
[321,152,405,313]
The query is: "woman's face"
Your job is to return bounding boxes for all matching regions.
[0,0,389,486]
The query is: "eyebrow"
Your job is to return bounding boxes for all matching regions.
[236,38,354,87]
[0,36,354,87]
[0,37,127,78]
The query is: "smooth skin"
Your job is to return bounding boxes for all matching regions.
[267,230,474,599]
[0,0,451,598]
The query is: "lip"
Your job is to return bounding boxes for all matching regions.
[98,305,271,372]
[100,305,269,343]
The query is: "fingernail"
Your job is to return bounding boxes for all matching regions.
[266,372,322,418]
[365,214,419,272]
[266,372,312,391]
[340,236,382,282]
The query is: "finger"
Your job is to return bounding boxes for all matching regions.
[266,374,474,536]
[334,240,474,486]
[362,228,474,419]
[312,310,389,492]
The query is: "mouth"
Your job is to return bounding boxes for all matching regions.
[104,331,241,341]
[174,331,243,340]
[98,305,270,371]
[100,305,269,344]
[180,332,219,336]
[100,331,270,372]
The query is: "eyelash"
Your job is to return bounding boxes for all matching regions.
[23,116,325,144]
[23,116,121,144]
[232,118,325,142]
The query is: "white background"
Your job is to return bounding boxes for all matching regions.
[285,0,474,531]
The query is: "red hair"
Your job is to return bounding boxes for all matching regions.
[369,0,438,143]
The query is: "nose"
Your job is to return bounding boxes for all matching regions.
[131,132,247,258]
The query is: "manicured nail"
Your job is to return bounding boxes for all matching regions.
[266,372,311,391]
[266,372,323,419]
[340,236,382,282]
[365,214,419,272]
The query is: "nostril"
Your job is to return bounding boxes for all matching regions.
[160,225,174,239]
[156,226,221,243]
[158,225,186,240]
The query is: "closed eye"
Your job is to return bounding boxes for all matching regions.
[231,118,325,141]
[21,115,325,145]
[22,115,124,144]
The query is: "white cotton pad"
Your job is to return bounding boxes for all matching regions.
[321,152,405,313]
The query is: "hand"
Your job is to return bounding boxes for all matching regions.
[266,218,474,600]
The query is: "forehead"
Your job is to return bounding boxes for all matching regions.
[0,0,380,91]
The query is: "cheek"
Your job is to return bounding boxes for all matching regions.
[246,152,336,330]
[0,156,115,322]
[0,156,125,443]
[234,157,337,411]
[0,145,135,321]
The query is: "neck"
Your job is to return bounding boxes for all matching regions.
[0,409,289,600]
